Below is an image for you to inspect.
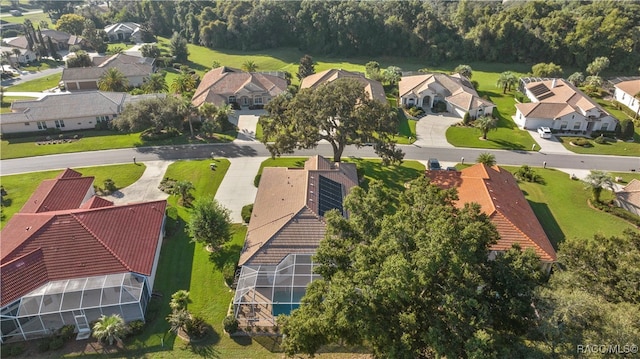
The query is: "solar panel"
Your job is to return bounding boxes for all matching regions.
[318,175,344,216]
[529,83,550,97]
[537,92,555,100]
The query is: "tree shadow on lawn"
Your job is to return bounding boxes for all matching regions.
[2,130,124,145]
[527,199,565,248]
[346,157,423,192]
[209,243,243,270]
[486,138,526,150]
[181,326,222,358]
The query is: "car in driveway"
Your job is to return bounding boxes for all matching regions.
[538,127,552,139]
[428,158,441,170]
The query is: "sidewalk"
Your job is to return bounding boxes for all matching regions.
[214,157,267,223]
[103,161,172,205]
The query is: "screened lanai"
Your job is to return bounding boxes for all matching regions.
[1,272,150,342]
[233,254,321,327]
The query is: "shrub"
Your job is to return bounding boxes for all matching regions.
[223,261,236,287]
[223,315,239,334]
[594,135,613,144]
[241,204,254,223]
[620,119,635,140]
[103,179,117,193]
[254,173,261,187]
[433,100,447,113]
[10,344,25,356]
[59,324,76,341]
[572,138,592,147]
[49,336,64,350]
[128,320,145,336]
[2,29,18,38]
[463,112,471,126]
[514,165,543,183]
[38,339,51,352]
[185,316,208,339]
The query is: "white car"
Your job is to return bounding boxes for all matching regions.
[538,127,552,139]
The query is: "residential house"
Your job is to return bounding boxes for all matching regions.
[191,66,287,108]
[515,78,617,133]
[0,169,167,342]
[61,53,155,90]
[0,46,36,65]
[615,179,640,217]
[427,163,557,272]
[300,69,387,104]
[233,156,359,327]
[4,29,86,52]
[611,77,640,116]
[1,91,165,135]
[399,73,495,118]
[104,22,142,43]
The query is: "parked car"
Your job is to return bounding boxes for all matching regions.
[538,127,552,138]
[428,158,441,170]
[9,10,22,16]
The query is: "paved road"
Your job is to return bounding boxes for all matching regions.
[2,142,638,176]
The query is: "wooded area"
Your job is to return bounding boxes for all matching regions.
[92,0,640,73]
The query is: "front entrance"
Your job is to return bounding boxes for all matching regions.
[422,96,431,109]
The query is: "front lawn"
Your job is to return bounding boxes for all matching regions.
[556,134,640,157]
[5,72,61,92]
[0,130,236,160]
[0,164,145,229]
[507,167,638,247]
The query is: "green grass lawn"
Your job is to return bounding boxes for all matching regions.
[5,72,61,92]
[505,167,638,247]
[1,95,36,113]
[0,130,236,160]
[19,59,63,72]
[556,134,640,157]
[107,42,135,52]
[0,11,52,26]
[0,164,145,229]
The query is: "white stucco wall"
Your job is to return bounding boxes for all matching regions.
[614,88,640,114]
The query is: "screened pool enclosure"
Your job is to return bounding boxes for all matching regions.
[1,272,150,342]
[233,254,321,326]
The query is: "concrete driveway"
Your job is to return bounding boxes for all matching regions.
[414,113,460,148]
[229,110,266,142]
[527,129,574,154]
[103,161,171,205]
[214,157,267,223]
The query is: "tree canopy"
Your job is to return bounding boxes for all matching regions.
[98,68,129,92]
[112,96,184,134]
[260,78,403,164]
[297,54,315,80]
[169,32,189,63]
[531,62,563,78]
[279,178,544,358]
[55,13,86,35]
[187,197,232,250]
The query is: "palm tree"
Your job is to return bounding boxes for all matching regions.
[474,116,498,140]
[496,71,518,94]
[198,103,220,136]
[98,68,129,92]
[11,48,21,65]
[454,64,473,79]
[142,73,168,93]
[217,103,235,123]
[169,289,191,311]
[178,98,196,137]
[167,309,191,334]
[584,170,614,203]
[383,66,402,85]
[172,180,194,206]
[476,152,496,166]
[170,72,196,95]
[92,314,129,346]
[241,60,258,72]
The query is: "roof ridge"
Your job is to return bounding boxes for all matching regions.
[71,212,133,271]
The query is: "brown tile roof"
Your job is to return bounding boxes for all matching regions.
[515,102,575,119]
[614,79,640,96]
[239,155,358,266]
[616,179,640,207]
[399,73,494,111]
[191,66,287,107]
[0,169,167,306]
[427,164,556,262]
[20,169,94,213]
[300,69,387,103]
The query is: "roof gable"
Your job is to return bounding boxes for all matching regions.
[300,69,386,103]
[20,170,94,213]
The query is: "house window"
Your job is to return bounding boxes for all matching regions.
[55,120,65,128]
[243,97,249,105]
[561,121,568,129]
[573,122,581,130]
[24,122,30,126]
[228,96,236,103]
[96,116,108,123]
[37,121,47,129]
[572,115,574,119]
[601,123,609,131]
[254,97,263,105]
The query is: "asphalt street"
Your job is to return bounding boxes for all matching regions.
[1,142,639,176]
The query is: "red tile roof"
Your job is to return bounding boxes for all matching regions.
[20,168,94,213]
[427,164,556,262]
[0,169,167,306]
